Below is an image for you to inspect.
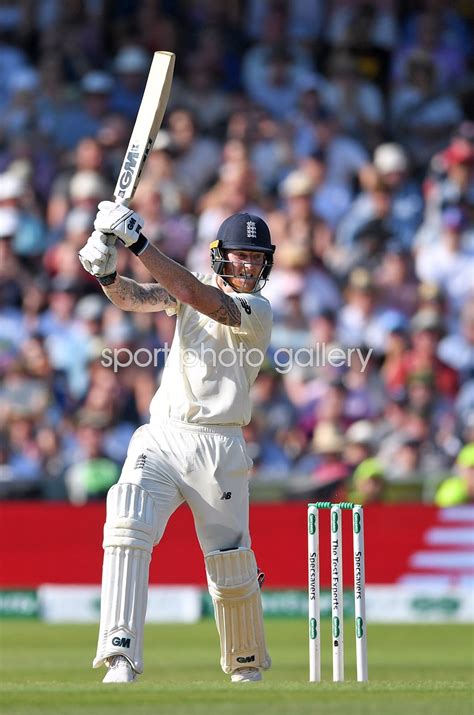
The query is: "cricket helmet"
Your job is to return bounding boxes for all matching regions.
[210,213,275,293]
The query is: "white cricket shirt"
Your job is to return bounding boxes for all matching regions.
[149,273,273,426]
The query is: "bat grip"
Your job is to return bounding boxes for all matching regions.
[106,196,130,245]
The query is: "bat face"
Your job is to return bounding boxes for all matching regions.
[114,51,175,205]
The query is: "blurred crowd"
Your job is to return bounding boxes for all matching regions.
[0,0,473,506]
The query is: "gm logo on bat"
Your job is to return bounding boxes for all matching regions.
[117,137,154,197]
[118,146,140,191]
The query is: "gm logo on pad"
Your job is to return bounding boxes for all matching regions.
[112,637,131,648]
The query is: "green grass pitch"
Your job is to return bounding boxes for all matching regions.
[1,619,472,714]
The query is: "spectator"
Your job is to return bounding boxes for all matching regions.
[344,420,376,472]
[435,443,474,506]
[250,111,293,194]
[245,46,319,121]
[298,151,353,228]
[438,300,474,382]
[251,366,298,444]
[280,308,342,410]
[421,138,474,232]
[46,137,109,230]
[372,143,424,247]
[382,328,410,395]
[290,81,331,159]
[4,415,42,488]
[36,426,68,498]
[241,416,291,477]
[269,276,311,352]
[302,380,350,438]
[167,108,220,207]
[343,350,383,421]
[132,178,194,265]
[374,399,402,457]
[38,277,91,397]
[383,435,424,481]
[415,206,474,314]
[3,67,42,142]
[311,421,350,500]
[339,216,394,278]
[324,51,384,149]
[381,407,447,482]
[326,0,398,53]
[111,46,151,121]
[392,11,467,91]
[0,171,46,262]
[173,52,231,133]
[375,246,419,319]
[0,210,30,312]
[297,109,369,195]
[52,71,114,151]
[335,176,393,254]
[337,268,391,352]
[350,457,386,505]
[337,143,424,251]
[387,309,458,399]
[64,417,120,505]
[390,50,463,170]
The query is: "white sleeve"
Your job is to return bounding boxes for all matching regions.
[230,293,273,340]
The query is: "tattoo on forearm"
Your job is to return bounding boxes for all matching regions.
[104,277,177,311]
[208,291,241,327]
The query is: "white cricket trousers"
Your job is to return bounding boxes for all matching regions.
[120,420,253,552]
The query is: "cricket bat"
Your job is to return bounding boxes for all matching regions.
[114,50,175,205]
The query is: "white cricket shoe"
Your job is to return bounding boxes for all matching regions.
[231,667,262,683]
[102,655,137,683]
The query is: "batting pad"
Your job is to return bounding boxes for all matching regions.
[205,547,271,674]
[93,483,158,673]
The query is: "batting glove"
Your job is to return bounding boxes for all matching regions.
[93,201,148,255]
[78,231,117,283]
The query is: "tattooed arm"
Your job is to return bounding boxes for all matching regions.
[137,240,241,327]
[204,290,241,326]
[101,275,177,313]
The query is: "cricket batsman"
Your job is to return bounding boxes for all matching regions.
[78,202,275,683]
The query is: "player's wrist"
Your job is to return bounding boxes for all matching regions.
[128,233,149,256]
[96,271,118,286]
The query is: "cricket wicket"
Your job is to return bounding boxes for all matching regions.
[308,502,368,682]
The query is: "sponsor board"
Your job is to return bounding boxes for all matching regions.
[366,585,474,623]
[1,585,472,623]
[0,589,38,618]
[38,585,201,623]
[2,504,473,588]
